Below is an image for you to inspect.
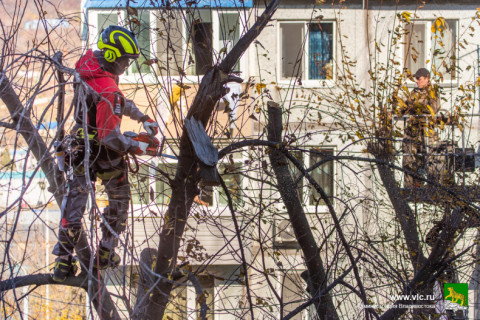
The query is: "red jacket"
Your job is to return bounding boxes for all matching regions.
[75,49,145,155]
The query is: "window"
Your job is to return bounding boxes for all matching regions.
[97,13,118,36]
[131,164,151,205]
[156,9,244,77]
[130,10,152,74]
[198,162,243,208]
[218,163,243,206]
[187,10,213,76]
[281,272,311,320]
[92,9,245,79]
[196,276,215,320]
[156,10,184,77]
[287,149,334,207]
[164,286,187,320]
[155,162,176,205]
[94,10,152,74]
[218,12,240,71]
[309,150,334,206]
[405,19,457,81]
[129,150,243,211]
[280,22,334,81]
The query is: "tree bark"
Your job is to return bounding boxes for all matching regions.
[0,70,64,205]
[267,102,339,320]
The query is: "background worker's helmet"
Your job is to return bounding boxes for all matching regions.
[98,25,140,63]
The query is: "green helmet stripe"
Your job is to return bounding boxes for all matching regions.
[110,30,139,55]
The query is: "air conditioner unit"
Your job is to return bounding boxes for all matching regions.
[274,217,300,248]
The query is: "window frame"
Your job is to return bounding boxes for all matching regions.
[181,8,249,82]
[277,20,336,88]
[403,19,458,87]
[87,9,157,83]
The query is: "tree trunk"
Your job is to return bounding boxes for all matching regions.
[267,102,339,320]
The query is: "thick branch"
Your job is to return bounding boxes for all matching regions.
[375,156,426,269]
[0,70,64,204]
[0,273,88,290]
[267,102,339,320]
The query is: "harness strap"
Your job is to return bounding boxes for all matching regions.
[126,154,139,174]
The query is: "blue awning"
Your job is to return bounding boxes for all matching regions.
[84,0,253,9]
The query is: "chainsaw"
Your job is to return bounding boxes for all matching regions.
[124,131,177,159]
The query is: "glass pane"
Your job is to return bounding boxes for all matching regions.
[280,23,304,78]
[288,151,304,201]
[281,273,305,320]
[309,150,334,206]
[218,13,240,71]
[131,164,150,205]
[164,286,187,320]
[308,23,333,80]
[186,11,212,76]
[431,19,456,81]
[98,13,118,38]
[405,23,426,74]
[196,276,214,320]
[131,10,151,74]
[155,163,176,205]
[218,164,242,207]
[156,11,184,76]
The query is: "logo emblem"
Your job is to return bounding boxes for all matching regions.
[444,283,468,310]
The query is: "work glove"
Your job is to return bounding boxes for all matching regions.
[133,141,149,156]
[143,118,159,136]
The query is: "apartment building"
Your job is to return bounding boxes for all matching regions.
[2,0,479,318]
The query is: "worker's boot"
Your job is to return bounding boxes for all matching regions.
[52,256,78,282]
[94,246,121,270]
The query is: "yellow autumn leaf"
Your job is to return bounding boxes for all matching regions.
[426,104,435,117]
[401,11,412,22]
[255,83,266,94]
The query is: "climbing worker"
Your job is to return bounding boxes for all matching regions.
[52,25,159,282]
[398,67,440,188]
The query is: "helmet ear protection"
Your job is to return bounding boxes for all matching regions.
[98,36,119,62]
[104,49,117,62]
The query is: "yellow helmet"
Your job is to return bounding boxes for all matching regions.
[98,25,140,63]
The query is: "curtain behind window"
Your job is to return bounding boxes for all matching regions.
[308,23,333,80]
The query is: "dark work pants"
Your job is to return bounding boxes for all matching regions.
[52,164,130,257]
